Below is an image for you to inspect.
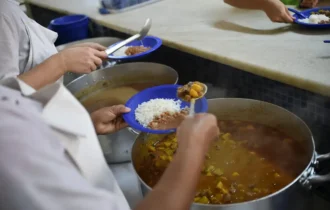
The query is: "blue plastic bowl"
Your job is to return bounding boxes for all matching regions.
[48,15,89,46]
[123,84,208,134]
[107,36,162,61]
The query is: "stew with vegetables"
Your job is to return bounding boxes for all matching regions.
[135,120,308,204]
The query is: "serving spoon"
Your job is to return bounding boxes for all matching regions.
[288,8,308,19]
[178,82,208,116]
[105,18,152,56]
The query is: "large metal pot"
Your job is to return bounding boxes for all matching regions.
[66,62,178,163]
[131,98,330,210]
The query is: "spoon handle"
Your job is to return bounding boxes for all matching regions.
[287,8,306,19]
[189,99,196,116]
[105,33,141,55]
[324,40,330,43]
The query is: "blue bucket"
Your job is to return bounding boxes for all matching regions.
[48,15,89,46]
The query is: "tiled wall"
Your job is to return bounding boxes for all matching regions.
[29,4,330,200]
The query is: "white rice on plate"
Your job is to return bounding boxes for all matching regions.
[135,98,183,128]
[299,14,330,24]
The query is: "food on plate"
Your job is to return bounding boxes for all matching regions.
[135,120,308,204]
[299,9,330,24]
[113,45,151,57]
[125,46,151,55]
[177,81,206,102]
[135,98,188,130]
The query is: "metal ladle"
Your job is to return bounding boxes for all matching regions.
[178,82,208,116]
[105,18,152,56]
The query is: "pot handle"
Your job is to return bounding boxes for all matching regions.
[301,152,330,188]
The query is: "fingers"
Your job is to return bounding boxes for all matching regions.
[92,56,103,66]
[109,105,131,116]
[284,9,294,23]
[93,49,108,59]
[87,48,107,70]
[89,61,97,71]
[116,118,129,130]
[90,43,107,51]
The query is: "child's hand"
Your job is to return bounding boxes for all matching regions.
[262,0,294,23]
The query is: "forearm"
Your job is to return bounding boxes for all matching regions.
[18,54,65,90]
[135,146,206,210]
[224,0,267,10]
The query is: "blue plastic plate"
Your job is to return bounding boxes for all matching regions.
[291,7,330,29]
[107,36,162,60]
[123,84,208,134]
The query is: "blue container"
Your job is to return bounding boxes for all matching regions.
[48,15,89,46]
[123,84,208,134]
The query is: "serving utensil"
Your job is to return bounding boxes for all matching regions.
[288,8,307,19]
[105,18,152,55]
[177,82,208,116]
[189,83,208,116]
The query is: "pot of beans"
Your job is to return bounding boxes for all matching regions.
[131,98,330,210]
[66,62,178,163]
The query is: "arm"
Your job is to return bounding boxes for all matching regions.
[224,0,266,10]
[224,0,294,23]
[18,47,107,90]
[0,14,106,90]
[17,53,65,90]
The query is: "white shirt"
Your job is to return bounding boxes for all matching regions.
[0,0,58,80]
[0,78,130,210]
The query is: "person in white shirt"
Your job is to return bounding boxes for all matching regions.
[0,0,108,90]
[0,77,220,210]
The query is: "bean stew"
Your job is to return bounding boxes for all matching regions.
[135,120,309,204]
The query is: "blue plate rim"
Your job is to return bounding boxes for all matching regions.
[123,84,208,134]
[292,6,330,27]
[50,15,88,26]
[107,35,162,60]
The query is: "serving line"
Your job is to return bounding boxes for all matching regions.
[25,0,330,97]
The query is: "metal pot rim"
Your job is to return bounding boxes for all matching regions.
[66,62,179,88]
[131,98,325,207]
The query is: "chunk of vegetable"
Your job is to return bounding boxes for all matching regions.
[216,181,229,194]
[205,165,215,173]
[232,172,240,177]
[164,142,171,147]
[213,168,224,176]
[148,146,156,152]
[189,89,199,98]
[194,197,201,202]
[191,83,203,92]
[222,133,232,141]
[198,196,210,204]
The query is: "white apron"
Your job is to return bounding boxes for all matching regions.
[7,78,130,209]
